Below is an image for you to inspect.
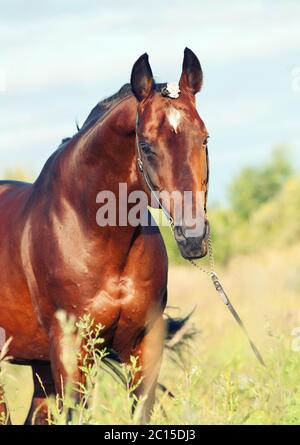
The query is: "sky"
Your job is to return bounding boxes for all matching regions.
[0,0,299,203]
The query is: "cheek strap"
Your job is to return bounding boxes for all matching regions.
[135,113,174,226]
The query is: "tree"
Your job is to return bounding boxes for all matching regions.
[1,167,33,182]
[228,147,293,220]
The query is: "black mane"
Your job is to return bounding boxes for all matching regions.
[59,82,167,147]
[80,83,133,132]
[80,82,167,132]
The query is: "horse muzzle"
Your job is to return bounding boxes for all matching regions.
[173,220,210,260]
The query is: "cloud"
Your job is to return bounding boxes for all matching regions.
[1,0,300,202]
[1,0,300,93]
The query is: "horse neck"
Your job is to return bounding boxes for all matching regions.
[38,96,142,251]
[70,96,138,198]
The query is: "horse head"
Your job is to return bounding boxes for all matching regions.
[131,48,210,260]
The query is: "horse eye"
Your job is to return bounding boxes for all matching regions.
[139,141,154,156]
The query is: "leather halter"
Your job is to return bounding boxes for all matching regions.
[135,113,174,226]
[135,113,265,367]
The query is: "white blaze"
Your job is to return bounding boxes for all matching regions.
[167,108,182,133]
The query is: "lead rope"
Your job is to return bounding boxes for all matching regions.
[168,219,265,367]
[135,113,265,366]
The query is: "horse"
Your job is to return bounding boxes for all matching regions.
[0,47,209,424]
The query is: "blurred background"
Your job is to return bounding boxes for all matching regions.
[1,0,300,425]
[1,0,300,203]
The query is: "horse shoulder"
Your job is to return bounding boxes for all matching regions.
[127,212,168,283]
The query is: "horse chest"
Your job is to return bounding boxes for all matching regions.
[87,274,156,324]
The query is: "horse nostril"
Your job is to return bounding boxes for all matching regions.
[173,225,188,246]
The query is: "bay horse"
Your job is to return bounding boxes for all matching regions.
[0,48,209,424]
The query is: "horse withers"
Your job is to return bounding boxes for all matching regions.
[0,48,209,424]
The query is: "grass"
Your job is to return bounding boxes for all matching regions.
[1,244,300,425]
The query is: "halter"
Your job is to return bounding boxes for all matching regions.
[135,104,265,367]
[135,82,183,225]
[135,113,174,227]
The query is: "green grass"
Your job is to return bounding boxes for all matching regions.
[4,331,299,425]
[2,245,300,425]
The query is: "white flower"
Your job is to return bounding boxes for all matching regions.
[166,82,180,99]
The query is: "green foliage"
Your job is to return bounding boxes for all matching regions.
[3,246,300,425]
[34,312,144,425]
[209,207,238,264]
[1,147,297,268]
[1,167,34,182]
[231,175,300,255]
[209,147,298,263]
[154,339,300,425]
[1,146,299,425]
[228,147,293,220]
[156,147,297,266]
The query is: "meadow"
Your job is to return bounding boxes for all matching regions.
[1,148,300,425]
[2,244,300,425]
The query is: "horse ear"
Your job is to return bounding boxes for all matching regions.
[179,47,203,95]
[131,53,154,102]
